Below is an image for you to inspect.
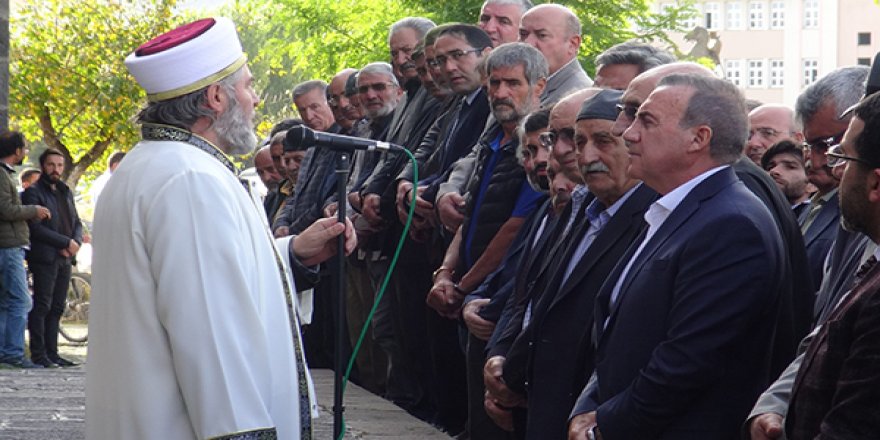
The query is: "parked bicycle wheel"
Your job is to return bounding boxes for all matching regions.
[59,272,90,343]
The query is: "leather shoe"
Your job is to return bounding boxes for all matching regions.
[50,357,78,367]
[32,357,58,368]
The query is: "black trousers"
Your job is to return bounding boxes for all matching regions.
[28,259,71,361]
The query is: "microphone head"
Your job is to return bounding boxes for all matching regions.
[283,125,314,152]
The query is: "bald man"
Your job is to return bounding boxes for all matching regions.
[745,104,804,165]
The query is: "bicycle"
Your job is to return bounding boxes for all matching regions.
[59,272,90,343]
[25,266,90,344]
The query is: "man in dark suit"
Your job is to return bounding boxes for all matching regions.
[611,63,814,383]
[486,89,657,440]
[785,89,880,439]
[569,74,785,439]
[796,66,870,291]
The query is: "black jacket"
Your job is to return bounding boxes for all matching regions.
[21,175,82,264]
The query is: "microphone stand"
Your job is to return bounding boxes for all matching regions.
[333,152,349,439]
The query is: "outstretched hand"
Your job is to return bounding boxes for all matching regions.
[291,216,357,266]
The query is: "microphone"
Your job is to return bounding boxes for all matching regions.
[283,125,403,153]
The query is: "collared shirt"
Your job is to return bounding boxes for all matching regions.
[605,166,728,325]
[562,184,590,236]
[563,183,641,282]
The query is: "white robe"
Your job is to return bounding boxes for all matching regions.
[86,139,317,440]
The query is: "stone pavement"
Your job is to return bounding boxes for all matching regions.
[0,343,449,439]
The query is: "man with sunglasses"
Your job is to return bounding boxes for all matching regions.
[747,65,874,440]
[796,66,869,292]
[783,90,880,440]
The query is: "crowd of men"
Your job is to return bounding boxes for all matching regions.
[247,1,880,439]
[0,134,85,370]
[0,0,875,438]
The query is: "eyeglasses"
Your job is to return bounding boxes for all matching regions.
[802,132,845,153]
[358,82,397,94]
[749,127,784,140]
[826,144,874,168]
[434,48,485,66]
[615,103,639,123]
[539,128,575,150]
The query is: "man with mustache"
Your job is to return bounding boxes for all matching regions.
[0,131,50,369]
[486,90,657,439]
[87,18,355,439]
[22,148,83,369]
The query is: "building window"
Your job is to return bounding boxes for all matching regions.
[749,2,766,29]
[749,59,765,88]
[705,2,722,30]
[804,0,819,28]
[858,32,872,45]
[770,1,785,29]
[770,60,784,87]
[726,60,743,86]
[726,2,744,30]
[803,59,819,86]
[858,57,872,66]
[682,3,702,30]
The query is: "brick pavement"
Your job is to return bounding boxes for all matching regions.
[0,347,449,440]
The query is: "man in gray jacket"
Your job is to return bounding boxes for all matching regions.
[0,131,50,368]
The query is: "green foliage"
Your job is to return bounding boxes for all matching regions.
[11,0,690,187]
[10,0,179,187]
[228,0,689,127]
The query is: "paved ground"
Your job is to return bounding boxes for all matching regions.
[0,338,449,439]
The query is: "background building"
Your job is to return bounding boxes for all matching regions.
[657,0,880,105]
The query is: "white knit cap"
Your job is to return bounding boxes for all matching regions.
[125,17,247,102]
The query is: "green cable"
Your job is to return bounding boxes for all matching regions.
[337,149,418,440]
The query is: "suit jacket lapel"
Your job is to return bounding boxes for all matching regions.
[600,169,738,342]
[803,192,839,246]
[551,185,655,309]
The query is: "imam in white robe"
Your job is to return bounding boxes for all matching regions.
[86,139,316,440]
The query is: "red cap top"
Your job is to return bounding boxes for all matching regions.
[135,18,216,57]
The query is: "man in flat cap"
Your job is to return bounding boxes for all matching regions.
[86,18,355,440]
[485,89,657,439]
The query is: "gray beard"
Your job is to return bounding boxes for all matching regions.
[214,94,257,156]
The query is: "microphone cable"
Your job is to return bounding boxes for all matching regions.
[337,148,418,440]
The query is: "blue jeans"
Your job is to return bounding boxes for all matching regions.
[0,247,32,361]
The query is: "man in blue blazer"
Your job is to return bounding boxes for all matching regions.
[569,74,785,440]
